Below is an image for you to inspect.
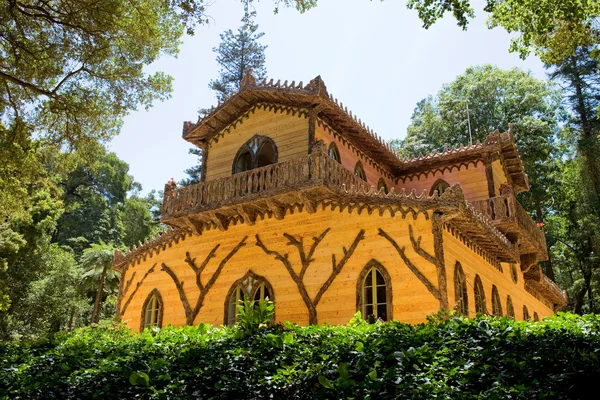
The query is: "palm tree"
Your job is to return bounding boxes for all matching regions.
[80,242,119,324]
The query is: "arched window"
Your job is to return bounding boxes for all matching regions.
[354,161,367,182]
[506,295,515,318]
[357,260,392,322]
[474,275,487,315]
[491,285,502,316]
[533,312,539,322]
[328,142,342,164]
[377,178,389,194]
[523,305,530,320]
[232,135,278,174]
[226,285,245,327]
[224,271,275,326]
[252,282,272,303]
[141,289,163,330]
[256,140,277,168]
[430,179,450,196]
[233,148,252,174]
[510,263,518,284]
[454,262,468,316]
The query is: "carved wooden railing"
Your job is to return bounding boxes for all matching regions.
[470,195,547,256]
[162,153,367,218]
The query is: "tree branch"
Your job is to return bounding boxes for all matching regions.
[120,263,157,316]
[184,245,220,291]
[256,234,298,281]
[161,262,193,322]
[409,225,437,265]
[378,228,440,300]
[313,229,365,307]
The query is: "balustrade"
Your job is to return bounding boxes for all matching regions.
[471,195,547,256]
[162,153,368,218]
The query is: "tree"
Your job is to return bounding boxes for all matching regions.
[208,22,267,102]
[396,65,562,222]
[406,0,600,63]
[81,242,119,324]
[179,148,204,187]
[544,43,600,314]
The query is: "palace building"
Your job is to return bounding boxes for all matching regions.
[114,73,567,331]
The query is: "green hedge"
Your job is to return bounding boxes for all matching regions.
[1,313,599,399]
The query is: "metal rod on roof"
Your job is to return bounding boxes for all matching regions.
[466,101,472,146]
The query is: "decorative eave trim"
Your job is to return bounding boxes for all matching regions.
[397,129,529,192]
[182,73,403,173]
[113,228,192,271]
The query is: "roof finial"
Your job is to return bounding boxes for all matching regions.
[240,68,256,88]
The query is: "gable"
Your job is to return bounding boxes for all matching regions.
[205,105,309,181]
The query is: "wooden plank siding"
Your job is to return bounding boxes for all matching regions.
[396,161,490,202]
[205,107,309,181]
[491,159,509,196]
[444,230,553,319]
[119,208,444,331]
[314,121,395,190]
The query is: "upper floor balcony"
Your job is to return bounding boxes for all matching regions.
[161,146,525,264]
[470,194,548,262]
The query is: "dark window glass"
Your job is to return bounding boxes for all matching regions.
[474,275,487,315]
[328,143,341,163]
[257,141,276,168]
[454,262,469,316]
[234,150,252,174]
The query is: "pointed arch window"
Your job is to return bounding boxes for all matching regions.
[357,260,392,322]
[454,262,469,316]
[474,275,487,315]
[328,142,342,164]
[224,271,274,326]
[523,305,530,320]
[506,295,515,318]
[377,178,389,194]
[533,312,539,322]
[232,135,278,174]
[491,285,503,316]
[430,179,450,196]
[354,161,367,182]
[141,289,163,330]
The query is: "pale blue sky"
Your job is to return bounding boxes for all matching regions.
[108,0,547,195]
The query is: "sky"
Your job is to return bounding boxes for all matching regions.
[108,0,547,195]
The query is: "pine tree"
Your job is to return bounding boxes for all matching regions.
[208,23,267,102]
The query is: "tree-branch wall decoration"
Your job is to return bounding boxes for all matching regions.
[379,218,448,309]
[162,236,248,325]
[118,263,157,318]
[256,228,365,324]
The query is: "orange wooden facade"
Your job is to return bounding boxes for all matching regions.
[114,74,566,331]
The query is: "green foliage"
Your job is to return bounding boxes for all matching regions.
[406,0,600,63]
[235,297,275,334]
[396,65,561,220]
[1,313,598,399]
[208,22,267,103]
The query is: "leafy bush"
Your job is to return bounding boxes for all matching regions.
[1,312,599,399]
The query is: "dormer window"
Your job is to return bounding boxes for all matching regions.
[354,161,366,182]
[232,135,278,174]
[328,143,342,163]
[430,179,450,196]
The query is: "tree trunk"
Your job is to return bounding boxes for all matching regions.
[68,307,76,331]
[91,263,109,324]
